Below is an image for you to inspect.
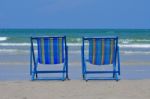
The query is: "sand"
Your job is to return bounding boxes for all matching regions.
[0,46,150,99]
[0,80,150,99]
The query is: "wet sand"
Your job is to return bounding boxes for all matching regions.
[0,48,150,80]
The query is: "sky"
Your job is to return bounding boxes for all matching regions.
[0,0,150,29]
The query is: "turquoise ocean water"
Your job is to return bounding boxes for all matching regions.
[0,29,150,54]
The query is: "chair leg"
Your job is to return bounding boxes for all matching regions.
[66,64,70,80]
[82,65,84,79]
[64,64,69,80]
[112,72,119,81]
[113,70,119,81]
[83,72,87,81]
[62,72,65,81]
[113,63,117,79]
[82,66,84,79]
[66,73,69,80]
[82,62,87,81]
[84,74,88,82]
[113,72,115,78]
[84,76,88,81]
[82,74,85,79]
[31,64,36,80]
[32,62,38,80]
[82,70,87,80]
[115,73,119,81]
[64,70,69,80]
[35,73,38,79]
[31,72,35,81]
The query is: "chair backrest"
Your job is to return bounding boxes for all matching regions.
[83,37,118,65]
[31,36,66,64]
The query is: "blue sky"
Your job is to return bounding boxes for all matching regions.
[0,0,150,28]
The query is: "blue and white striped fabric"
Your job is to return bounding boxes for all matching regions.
[37,37,65,64]
[88,38,116,65]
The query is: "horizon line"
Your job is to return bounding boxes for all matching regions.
[0,28,150,30]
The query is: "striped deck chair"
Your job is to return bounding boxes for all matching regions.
[30,36,69,80]
[81,36,120,81]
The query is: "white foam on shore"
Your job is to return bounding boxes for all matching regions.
[120,44,150,48]
[0,43,30,46]
[120,39,150,44]
[0,43,150,48]
[70,50,150,55]
[0,43,82,47]
[68,43,82,46]
[68,43,150,48]
[0,48,150,55]
[122,51,150,55]
[0,49,18,53]
[0,49,30,54]
[0,37,8,41]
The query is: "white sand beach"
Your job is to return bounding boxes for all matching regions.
[0,80,150,99]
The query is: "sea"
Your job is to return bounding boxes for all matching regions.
[0,29,150,55]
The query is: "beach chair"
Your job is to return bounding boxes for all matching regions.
[81,36,120,81]
[30,36,69,80]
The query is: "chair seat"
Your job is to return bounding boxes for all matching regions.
[81,36,121,81]
[30,36,69,81]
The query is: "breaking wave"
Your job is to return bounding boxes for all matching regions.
[0,37,8,41]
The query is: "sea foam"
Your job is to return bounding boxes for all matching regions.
[0,37,8,41]
[120,44,150,48]
[120,39,150,44]
[0,42,150,48]
[0,43,30,46]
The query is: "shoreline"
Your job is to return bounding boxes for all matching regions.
[0,47,150,81]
